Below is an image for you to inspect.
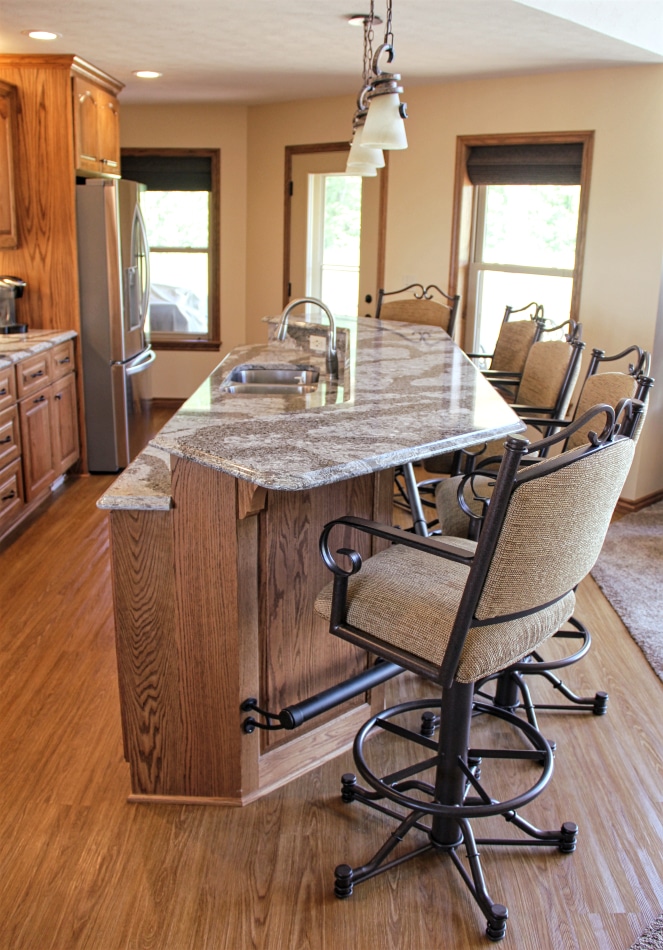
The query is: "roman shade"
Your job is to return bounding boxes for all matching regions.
[466,143,584,185]
[120,155,213,191]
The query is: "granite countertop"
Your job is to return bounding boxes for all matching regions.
[0,329,77,367]
[99,316,524,510]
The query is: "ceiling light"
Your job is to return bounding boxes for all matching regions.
[346,13,382,26]
[22,30,61,41]
[133,70,163,79]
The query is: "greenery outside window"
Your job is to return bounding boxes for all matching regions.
[121,148,220,350]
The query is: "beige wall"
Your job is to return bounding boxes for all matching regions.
[123,64,663,502]
[120,102,248,399]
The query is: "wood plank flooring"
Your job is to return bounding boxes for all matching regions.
[0,473,662,949]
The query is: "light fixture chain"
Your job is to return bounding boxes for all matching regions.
[364,0,375,84]
[384,0,393,48]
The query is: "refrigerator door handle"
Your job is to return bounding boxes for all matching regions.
[126,348,156,376]
[131,201,151,328]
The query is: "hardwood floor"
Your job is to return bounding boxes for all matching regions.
[0,473,661,949]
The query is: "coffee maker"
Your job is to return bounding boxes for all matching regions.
[0,276,27,334]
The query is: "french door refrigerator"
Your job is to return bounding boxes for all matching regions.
[76,178,155,472]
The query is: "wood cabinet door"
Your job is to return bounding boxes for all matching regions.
[0,404,20,469]
[0,80,18,248]
[19,389,55,501]
[73,76,99,173]
[51,373,79,475]
[0,363,16,412]
[0,457,24,532]
[97,89,120,175]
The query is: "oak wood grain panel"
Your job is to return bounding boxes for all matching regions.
[50,340,75,381]
[171,457,244,798]
[109,508,185,794]
[16,351,52,399]
[0,362,16,412]
[51,372,79,475]
[0,80,18,248]
[18,387,54,501]
[258,474,378,751]
[0,456,23,529]
[0,404,20,468]
[0,61,79,332]
[236,514,261,796]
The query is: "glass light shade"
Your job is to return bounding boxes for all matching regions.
[361,93,408,150]
[347,136,385,173]
[344,158,378,177]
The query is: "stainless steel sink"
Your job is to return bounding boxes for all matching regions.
[220,363,320,395]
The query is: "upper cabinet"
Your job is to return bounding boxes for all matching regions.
[0,80,18,248]
[71,59,122,177]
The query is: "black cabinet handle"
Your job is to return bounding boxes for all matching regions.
[58,357,71,365]
[1,490,16,502]
[55,394,62,401]
[33,394,46,404]
[0,436,11,444]
[29,370,44,379]
[0,388,6,396]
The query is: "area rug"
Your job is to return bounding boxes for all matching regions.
[590,501,663,683]
[629,914,663,949]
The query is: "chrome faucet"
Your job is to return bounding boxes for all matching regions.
[276,297,339,380]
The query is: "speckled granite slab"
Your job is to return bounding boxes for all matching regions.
[0,329,77,366]
[97,444,173,511]
[99,316,523,507]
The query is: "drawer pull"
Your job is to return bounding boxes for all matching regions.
[29,370,45,379]
[33,394,46,404]
[0,436,11,444]
[58,357,71,365]
[55,394,62,401]
[1,490,16,502]
[0,388,6,396]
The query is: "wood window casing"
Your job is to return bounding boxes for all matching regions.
[120,147,221,352]
[447,131,594,349]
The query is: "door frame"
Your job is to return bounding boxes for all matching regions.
[282,142,389,309]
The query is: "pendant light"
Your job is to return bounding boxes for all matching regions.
[361,0,408,150]
[346,7,385,175]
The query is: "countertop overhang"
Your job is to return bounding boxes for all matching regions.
[99,316,524,508]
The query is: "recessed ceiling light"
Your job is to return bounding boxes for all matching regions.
[346,13,382,26]
[133,70,163,79]
[22,30,61,41]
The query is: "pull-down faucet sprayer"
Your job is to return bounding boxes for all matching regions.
[276,297,339,380]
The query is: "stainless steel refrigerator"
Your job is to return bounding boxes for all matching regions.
[76,178,155,472]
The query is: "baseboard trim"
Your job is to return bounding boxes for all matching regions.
[616,489,663,515]
[151,397,186,410]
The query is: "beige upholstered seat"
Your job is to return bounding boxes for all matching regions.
[314,403,640,942]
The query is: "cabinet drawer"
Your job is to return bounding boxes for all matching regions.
[0,404,20,468]
[51,340,75,381]
[0,457,24,529]
[17,351,53,399]
[0,362,16,411]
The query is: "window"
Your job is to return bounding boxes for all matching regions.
[469,182,580,354]
[120,149,220,350]
[449,133,593,352]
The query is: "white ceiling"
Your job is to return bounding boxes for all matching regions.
[0,0,661,104]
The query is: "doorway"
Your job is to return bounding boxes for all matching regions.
[283,143,387,318]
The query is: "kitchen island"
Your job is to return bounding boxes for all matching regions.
[99,316,523,805]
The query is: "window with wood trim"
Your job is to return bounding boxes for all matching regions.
[449,133,593,353]
[121,148,221,351]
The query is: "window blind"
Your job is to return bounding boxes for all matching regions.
[466,143,584,186]
[121,155,212,191]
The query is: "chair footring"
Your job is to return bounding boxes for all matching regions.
[334,698,578,941]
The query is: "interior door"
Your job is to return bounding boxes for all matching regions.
[286,147,384,318]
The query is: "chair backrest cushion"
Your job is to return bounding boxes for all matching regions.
[566,372,638,450]
[491,319,539,374]
[517,339,579,414]
[475,436,635,621]
[379,298,452,330]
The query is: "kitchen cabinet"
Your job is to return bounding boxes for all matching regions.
[0,79,18,248]
[0,337,80,540]
[72,74,121,176]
